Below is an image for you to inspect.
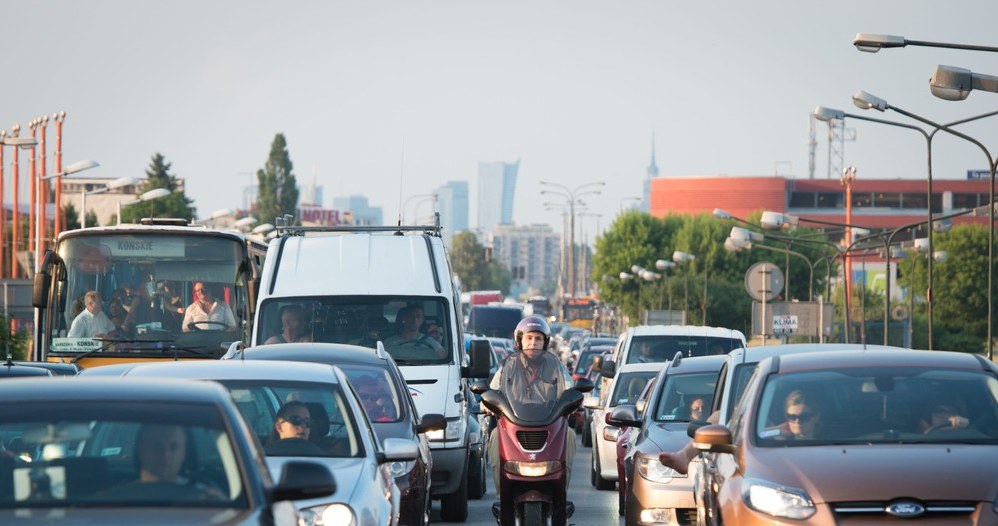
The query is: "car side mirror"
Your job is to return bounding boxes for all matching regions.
[270,461,336,502]
[574,378,594,393]
[600,360,616,378]
[606,404,642,428]
[693,424,737,455]
[417,413,447,434]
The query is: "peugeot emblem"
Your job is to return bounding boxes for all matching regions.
[885,501,925,518]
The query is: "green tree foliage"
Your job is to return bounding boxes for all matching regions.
[254,134,299,224]
[120,153,196,223]
[449,231,510,294]
[63,203,80,231]
[0,313,29,361]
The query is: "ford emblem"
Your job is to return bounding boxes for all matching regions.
[885,501,925,518]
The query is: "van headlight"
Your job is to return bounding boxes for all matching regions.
[300,503,355,526]
[426,417,466,442]
[744,479,815,519]
[636,456,684,483]
[504,460,562,477]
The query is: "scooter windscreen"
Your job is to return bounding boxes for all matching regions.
[481,388,584,427]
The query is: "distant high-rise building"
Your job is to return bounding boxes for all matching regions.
[301,169,324,207]
[477,160,519,235]
[641,134,658,213]
[490,223,560,299]
[434,181,469,245]
[333,195,383,226]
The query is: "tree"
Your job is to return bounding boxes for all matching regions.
[254,133,299,224]
[63,203,81,231]
[450,231,492,292]
[0,313,29,361]
[120,153,196,223]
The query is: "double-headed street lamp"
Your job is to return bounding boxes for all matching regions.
[0,133,38,278]
[76,177,138,228]
[541,181,605,298]
[117,188,172,225]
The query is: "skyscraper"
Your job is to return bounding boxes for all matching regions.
[434,181,469,245]
[332,195,383,226]
[477,159,519,236]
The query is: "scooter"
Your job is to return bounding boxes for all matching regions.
[472,378,594,526]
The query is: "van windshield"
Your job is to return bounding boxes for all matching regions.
[257,296,452,365]
[625,335,741,364]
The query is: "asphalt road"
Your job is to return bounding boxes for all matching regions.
[431,433,620,526]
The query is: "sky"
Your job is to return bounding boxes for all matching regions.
[6,1,998,238]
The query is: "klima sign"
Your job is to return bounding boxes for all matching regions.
[772,314,798,335]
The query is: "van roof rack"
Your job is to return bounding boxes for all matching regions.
[275,213,442,238]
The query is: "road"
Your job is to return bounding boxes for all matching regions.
[431,434,621,526]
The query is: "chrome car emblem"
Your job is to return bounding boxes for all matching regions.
[885,501,925,518]
[528,453,536,460]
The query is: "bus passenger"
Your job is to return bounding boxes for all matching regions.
[67,291,116,338]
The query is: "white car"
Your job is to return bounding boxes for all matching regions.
[123,360,415,526]
[586,362,664,490]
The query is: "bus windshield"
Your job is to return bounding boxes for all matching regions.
[47,233,252,357]
[257,296,453,365]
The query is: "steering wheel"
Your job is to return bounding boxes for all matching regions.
[923,422,957,434]
[188,321,230,332]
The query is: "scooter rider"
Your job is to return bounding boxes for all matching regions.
[488,316,576,496]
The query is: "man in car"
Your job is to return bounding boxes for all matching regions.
[384,304,444,359]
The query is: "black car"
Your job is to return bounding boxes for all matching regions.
[232,342,445,526]
[0,377,334,524]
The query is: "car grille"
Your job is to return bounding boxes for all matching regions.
[832,500,977,520]
[676,508,696,526]
[516,430,548,451]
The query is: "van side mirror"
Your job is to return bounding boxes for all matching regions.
[463,340,492,379]
[601,360,617,378]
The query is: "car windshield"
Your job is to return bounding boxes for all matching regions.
[220,380,364,457]
[625,335,740,364]
[754,367,998,445]
[338,365,403,424]
[574,350,603,375]
[654,371,718,422]
[257,296,451,365]
[608,371,657,408]
[0,402,245,509]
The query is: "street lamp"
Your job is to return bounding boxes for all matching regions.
[727,228,815,302]
[0,133,38,278]
[117,188,171,225]
[619,196,641,213]
[673,251,696,323]
[853,89,998,356]
[853,33,998,54]
[36,160,101,249]
[541,180,606,298]
[80,177,139,228]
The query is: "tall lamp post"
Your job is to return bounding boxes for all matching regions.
[853,89,997,356]
[541,181,605,298]
[672,251,696,323]
[36,160,100,261]
[75,177,137,228]
[0,133,38,278]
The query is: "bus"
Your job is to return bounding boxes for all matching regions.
[32,219,268,368]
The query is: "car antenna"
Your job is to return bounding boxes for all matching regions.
[395,135,405,234]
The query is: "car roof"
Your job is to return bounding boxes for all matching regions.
[236,342,392,367]
[617,362,669,374]
[665,354,728,374]
[0,376,232,403]
[122,359,345,383]
[771,348,993,374]
[733,343,907,365]
[627,325,746,339]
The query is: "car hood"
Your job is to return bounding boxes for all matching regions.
[267,456,368,506]
[0,508,271,525]
[638,422,693,454]
[745,444,998,502]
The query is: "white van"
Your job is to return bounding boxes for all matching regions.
[250,223,488,522]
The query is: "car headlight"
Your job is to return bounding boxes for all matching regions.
[743,479,815,519]
[426,417,466,442]
[504,460,563,477]
[389,459,416,479]
[300,503,356,526]
[636,456,684,483]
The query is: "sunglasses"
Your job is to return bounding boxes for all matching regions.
[785,411,815,423]
[690,406,704,413]
[282,415,311,427]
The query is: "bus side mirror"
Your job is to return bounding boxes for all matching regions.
[32,270,50,309]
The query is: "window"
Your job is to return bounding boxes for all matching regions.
[874,192,901,208]
[901,193,927,209]
[788,192,815,208]
[851,193,874,208]
[816,192,843,208]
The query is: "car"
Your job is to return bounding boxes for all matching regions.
[578,352,609,447]
[0,377,334,525]
[610,354,726,526]
[695,349,998,525]
[586,362,664,490]
[614,375,659,516]
[573,344,614,381]
[227,342,446,526]
[122,360,414,526]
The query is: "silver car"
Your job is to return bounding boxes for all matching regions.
[123,360,416,526]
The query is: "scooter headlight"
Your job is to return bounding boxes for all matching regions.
[300,503,356,526]
[504,460,563,477]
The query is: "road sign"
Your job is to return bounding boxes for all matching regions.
[744,262,784,302]
[772,314,798,335]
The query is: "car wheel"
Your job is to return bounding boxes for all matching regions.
[624,482,640,526]
[581,418,592,447]
[466,448,487,500]
[594,448,614,491]
[440,459,469,522]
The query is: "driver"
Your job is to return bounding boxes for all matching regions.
[383,305,445,359]
[182,282,236,332]
[487,316,575,496]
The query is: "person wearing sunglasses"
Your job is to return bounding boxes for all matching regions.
[770,390,821,441]
[266,401,324,455]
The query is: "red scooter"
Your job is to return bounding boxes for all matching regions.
[473,378,594,526]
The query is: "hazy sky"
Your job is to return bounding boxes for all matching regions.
[6,1,998,237]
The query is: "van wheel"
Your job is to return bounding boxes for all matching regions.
[467,448,486,500]
[440,460,469,522]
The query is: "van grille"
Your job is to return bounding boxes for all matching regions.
[516,430,548,451]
